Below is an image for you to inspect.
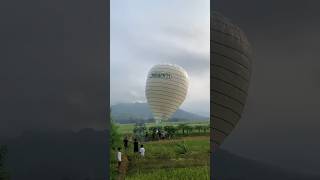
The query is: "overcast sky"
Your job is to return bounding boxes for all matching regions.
[110,0,210,117]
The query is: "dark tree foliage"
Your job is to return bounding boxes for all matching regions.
[0,145,10,180]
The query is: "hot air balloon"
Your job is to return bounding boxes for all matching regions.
[211,11,253,150]
[145,64,189,124]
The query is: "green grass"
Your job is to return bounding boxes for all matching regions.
[126,136,210,179]
[126,166,210,180]
[111,121,210,179]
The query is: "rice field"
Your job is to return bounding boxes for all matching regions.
[110,122,210,180]
[126,166,210,180]
[125,136,210,179]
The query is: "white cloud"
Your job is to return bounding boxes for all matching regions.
[111,0,210,116]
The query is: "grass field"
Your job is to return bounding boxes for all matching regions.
[126,136,209,179]
[117,121,209,135]
[126,166,209,180]
[111,122,210,180]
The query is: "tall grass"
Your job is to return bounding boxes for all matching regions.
[126,136,210,177]
[126,166,210,180]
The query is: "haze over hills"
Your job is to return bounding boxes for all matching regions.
[111,103,208,123]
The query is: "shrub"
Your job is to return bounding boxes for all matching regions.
[175,141,190,155]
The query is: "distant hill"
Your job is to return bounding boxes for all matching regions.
[214,149,320,180]
[111,103,208,123]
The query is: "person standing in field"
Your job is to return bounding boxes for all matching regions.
[116,147,122,171]
[139,144,145,157]
[123,136,128,150]
[152,131,155,140]
[133,138,139,153]
[145,131,149,141]
[157,129,161,140]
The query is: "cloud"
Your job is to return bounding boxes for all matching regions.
[110,0,210,116]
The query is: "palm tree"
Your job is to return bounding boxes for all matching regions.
[185,125,193,134]
[177,123,187,135]
[202,125,209,133]
[195,125,202,133]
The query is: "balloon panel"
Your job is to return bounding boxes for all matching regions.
[211,11,252,148]
[146,64,189,122]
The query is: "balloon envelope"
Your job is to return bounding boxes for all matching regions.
[211,11,253,149]
[145,64,189,124]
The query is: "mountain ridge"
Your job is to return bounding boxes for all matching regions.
[111,102,208,123]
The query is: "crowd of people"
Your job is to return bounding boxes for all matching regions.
[116,136,145,170]
[116,128,171,170]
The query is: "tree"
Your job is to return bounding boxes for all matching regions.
[202,125,209,133]
[109,109,121,180]
[164,126,177,138]
[110,112,121,150]
[149,126,156,133]
[195,125,203,133]
[0,145,10,180]
[133,123,147,141]
[177,123,187,135]
[185,125,193,135]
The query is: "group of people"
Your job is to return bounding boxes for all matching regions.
[116,136,146,170]
[145,129,168,141]
[123,136,145,156]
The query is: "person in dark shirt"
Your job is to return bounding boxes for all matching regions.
[123,136,129,150]
[145,132,148,141]
[152,131,155,140]
[157,129,161,140]
[133,138,139,153]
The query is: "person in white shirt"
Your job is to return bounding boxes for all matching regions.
[116,147,122,170]
[139,144,145,157]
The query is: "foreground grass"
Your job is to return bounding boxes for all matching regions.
[126,166,210,180]
[126,135,210,179]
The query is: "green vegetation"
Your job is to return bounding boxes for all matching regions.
[110,114,122,180]
[0,145,10,180]
[126,136,209,179]
[126,166,209,180]
[110,120,210,180]
[117,121,209,135]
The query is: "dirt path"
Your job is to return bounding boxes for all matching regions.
[116,155,129,180]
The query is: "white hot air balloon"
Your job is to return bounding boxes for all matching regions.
[211,11,253,150]
[145,64,189,124]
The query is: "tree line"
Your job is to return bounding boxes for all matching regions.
[132,123,210,141]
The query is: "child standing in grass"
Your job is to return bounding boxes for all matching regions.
[116,147,122,171]
[139,144,145,157]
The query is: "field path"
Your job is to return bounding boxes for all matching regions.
[117,155,129,180]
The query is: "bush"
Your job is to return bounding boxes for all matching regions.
[175,141,190,155]
[0,145,10,180]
